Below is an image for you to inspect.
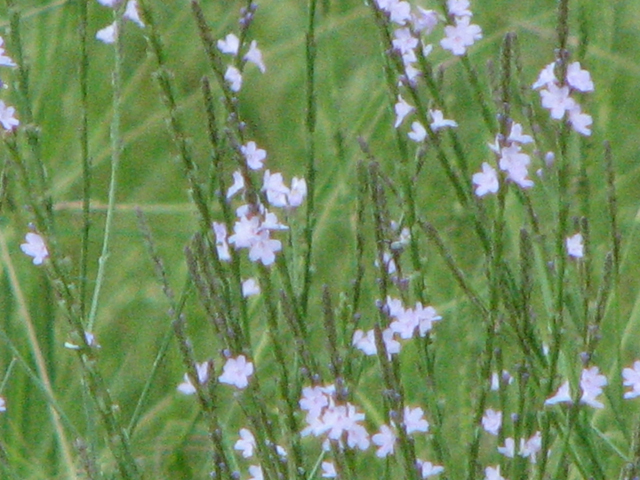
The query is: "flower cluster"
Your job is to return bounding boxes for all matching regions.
[217,23,266,93]
[300,384,442,477]
[353,296,442,357]
[213,137,307,267]
[440,0,483,56]
[545,365,607,408]
[177,355,254,394]
[95,0,144,44]
[472,122,535,197]
[533,61,594,136]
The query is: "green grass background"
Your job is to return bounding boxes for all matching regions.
[1,0,640,478]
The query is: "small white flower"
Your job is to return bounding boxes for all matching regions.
[429,109,457,131]
[241,141,267,170]
[20,232,48,265]
[244,40,266,73]
[124,0,144,28]
[408,121,427,142]
[217,33,240,55]
[96,22,117,44]
[481,409,502,436]
[288,177,307,207]
[177,362,210,395]
[0,100,19,131]
[219,355,254,389]
[242,278,260,297]
[566,233,584,258]
[234,428,256,458]
[544,380,572,406]
[224,65,243,92]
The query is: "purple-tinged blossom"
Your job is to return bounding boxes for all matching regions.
[472,162,499,197]
[177,361,209,395]
[519,431,542,463]
[540,83,575,119]
[352,329,377,355]
[225,65,242,92]
[418,460,445,478]
[0,38,16,67]
[623,361,640,399]
[429,109,457,130]
[580,366,607,408]
[532,62,557,89]
[241,141,267,170]
[440,16,482,56]
[248,465,263,480]
[404,406,429,434]
[218,33,240,55]
[321,462,337,478]
[219,355,254,389]
[408,121,427,142]
[227,170,245,199]
[234,428,256,458]
[263,170,290,207]
[394,95,414,128]
[498,144,533,188]
[568,105,592,136]
[244,40,266,73]
[507,123,533,144]
[544,380,572,406]
[566,62,594,92]
[412,8,439,34]
[498,438,515,458]
[481,409,502,436]
[484,466,506,480]
[20,232,48,265]
[566,233,584,258]
[447,0,472,17]
[288,177,307,207]
[242,278,260,297]
[372,424,396,457]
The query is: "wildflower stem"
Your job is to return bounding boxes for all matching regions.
[301,0,318,316]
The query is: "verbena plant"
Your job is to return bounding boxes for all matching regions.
[1,0,639,479]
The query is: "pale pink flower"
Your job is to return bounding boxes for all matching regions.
[566,62,594,92]
[580,366,607,408]
[429,109,457,131]
[244,40,266,73]
[224,65,242,92]
[623,361,640,399]
[481,409,502,436]
[412,8,439,34]
[507,123,533,144]
[263,170,290,207]
[447,0,472,17]
[242,278,260,297]
[418,460,445,478]
[532,62,557,89]
[20,232,48,265]
[0,37,16,67]
[124,1,144,28]
[566,233,584,258]
[498,437,515,457]
[248,230,282,266]
[393,28,418,60]
[472,162,499,197]
[218,33,240,55]
[484,465,505,480]
[177,361,209,395]
[248,465,263,480]
[404,406,429,434]
[241,141,267,170]
[519,431,542,463]
[568,105,592,136]
[234,428,256,458]
[352,329,377,355]
[219,355,254,389]
[288,177,307,207]
[226,170,245,199]
[440,16,482,56]
[544,380,572,406]
[394,94,414,128]
[540,83,575,119]
[408,121,427,142]
[212,222,231,261]
[321,461,337,478]
[372,424,396,457]
[499,144,533,188]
